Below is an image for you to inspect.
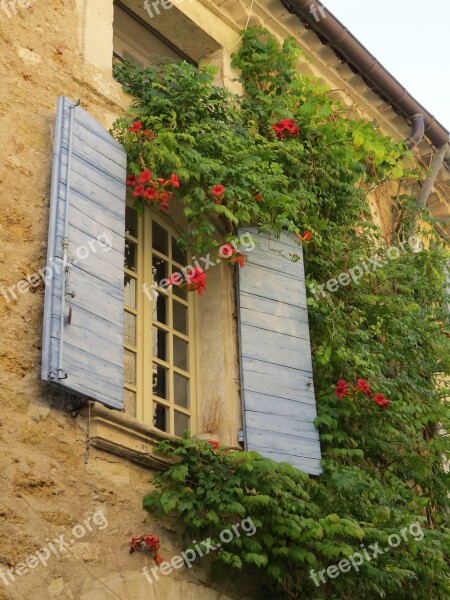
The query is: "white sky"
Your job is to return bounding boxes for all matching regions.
[321,0,450,130]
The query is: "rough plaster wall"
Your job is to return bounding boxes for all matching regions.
[0,2,246,600]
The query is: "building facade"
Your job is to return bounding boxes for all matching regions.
[0,1,448,599]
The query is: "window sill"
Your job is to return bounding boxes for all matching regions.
[90,404,178,470]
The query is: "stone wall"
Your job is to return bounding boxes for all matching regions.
[0,1,435,599]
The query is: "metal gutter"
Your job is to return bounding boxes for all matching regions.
[281,0,450,165]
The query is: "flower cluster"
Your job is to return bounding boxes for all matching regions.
[169,267,207,296]
[208,440,220,450]
[272,119,300,140]
[218,244,246,268]
[130,535,164,564]
[211,184,226,204]
[127,120,155,140]
[127,170,180,211]
[335,378,391,409]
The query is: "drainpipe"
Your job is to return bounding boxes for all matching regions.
[391,115,425,243]
[407,114,425,149]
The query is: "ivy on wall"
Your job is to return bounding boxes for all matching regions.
[113,28,450,600]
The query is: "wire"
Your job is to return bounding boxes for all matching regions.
[228,0,256,51]
[0,469,127,600]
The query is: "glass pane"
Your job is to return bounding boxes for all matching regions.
[174,372,189,408]
[124,275,136,309]
[173,284,187,300]
[152,362,168,399]
[152,255,167,287]
[124,311,136,346]
[126,206,138,238]
[174,411,190,437]
[173,301,187,335]
[173,336,189,372]
[153,221,168,255]
[125,389,136,417]
[172,238,187,265]
[152,326,167,361]
[125,239,137,272]
[124,350,136,385]
[153,403,168,432]
[152,292,167,324]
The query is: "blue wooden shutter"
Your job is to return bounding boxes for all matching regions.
[237,228,322,475]
[41,96,127,410]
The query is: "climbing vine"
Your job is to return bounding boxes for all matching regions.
[113,28,450,600]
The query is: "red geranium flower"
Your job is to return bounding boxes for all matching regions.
[187,267,207,296]
[126,174,137,187]
[138,169,152,183]
[128,120,142,132]
[374,393,391,408]
[335,380,348,399]
[171,173,180,188]
[132,185,145,197]
[357,379,372,395]
[208,440,220,450]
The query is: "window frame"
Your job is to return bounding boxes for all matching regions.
[124,197,197,436]
[113,0,196,67]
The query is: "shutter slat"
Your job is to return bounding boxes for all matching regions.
[42,96,126,410]
[238,228,322,475]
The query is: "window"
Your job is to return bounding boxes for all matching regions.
[113,1,192,68]
[124,202,195,435]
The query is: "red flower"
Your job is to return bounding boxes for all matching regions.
[374,393,391,408]
[272,123,285,140]
[128,120,142,132]
[296,230,312,242]
[272,119,299,140]
[171,173,180,188]
[230,254,246,268]
[138,169,152,183]
[126,174,137,187]
[159,191,173,211]
[335,380,348,399]
[187,267,207,296]
[143,188,159,201]
[211,185,226,197]
[208,440,220,450]
[255,194,262,203]
[168,272,182,286]
[357,379,372,395]
[219,243,235,258]
[132,185,145,197]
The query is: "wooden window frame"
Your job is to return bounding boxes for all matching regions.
[124,198,196,435]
